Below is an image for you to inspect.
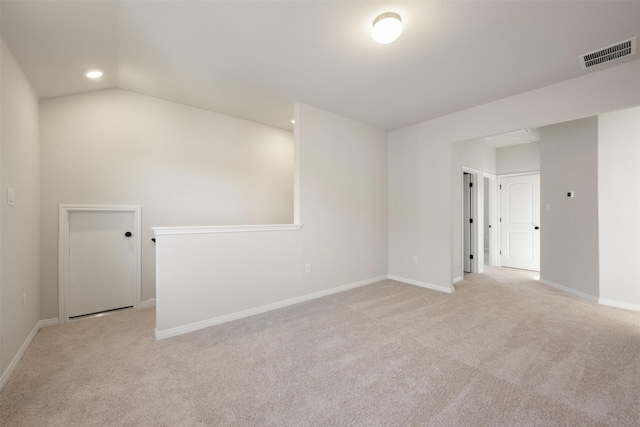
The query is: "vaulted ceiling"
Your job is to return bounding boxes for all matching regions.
[1,1,638,131]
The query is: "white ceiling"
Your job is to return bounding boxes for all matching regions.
[1,1,639,131]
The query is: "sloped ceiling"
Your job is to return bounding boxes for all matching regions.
[1,1,639,131]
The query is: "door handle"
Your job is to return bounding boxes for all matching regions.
[125,231,132,237]
[534,226,540,230]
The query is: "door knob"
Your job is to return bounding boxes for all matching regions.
[125,231,132,237]
[534,226,540,230]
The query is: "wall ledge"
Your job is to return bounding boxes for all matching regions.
[153,224,303,236]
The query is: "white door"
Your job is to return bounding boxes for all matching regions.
[500,173,540,271]
[69,210,135,317]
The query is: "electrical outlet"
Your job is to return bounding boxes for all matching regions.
[413,256,418,264]
[305,263,312,273]
[22,293,27,310]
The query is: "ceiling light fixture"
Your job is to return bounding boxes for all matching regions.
[371,12,402,44]
[290,119,295,124]
[85,70,103,79]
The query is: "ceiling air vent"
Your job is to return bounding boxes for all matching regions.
[580,37,637,69]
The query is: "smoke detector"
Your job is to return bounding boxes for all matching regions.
[580,37,636,69]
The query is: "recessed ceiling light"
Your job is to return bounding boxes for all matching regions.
[290,119,295,124]
[85,70,103,79]
[372,12,402,44]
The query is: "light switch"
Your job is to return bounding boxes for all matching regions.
[566,191,575,198]
[7,189,14,206]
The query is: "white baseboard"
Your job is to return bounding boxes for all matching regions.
[539,278,640,312]
[155,275,388,340]
[0,318,57,391]
[539,279,599,303]
[598,297,640,312]
[40,318,59,328]
[453,276,464,284]
[140,299,156,308]
[388,275,454,294]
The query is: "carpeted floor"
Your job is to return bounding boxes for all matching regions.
[1,267,639,426]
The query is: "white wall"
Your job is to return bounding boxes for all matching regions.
[388,128,453,291]
[0,40,41,383]
[540,117,600,298]
[388,59,640,292]
[298,103,388,291]
[598,107,640,310]
[154,102,388,336]
[452,139,496,279]
[496,141,540,175]
[40,89,294,319]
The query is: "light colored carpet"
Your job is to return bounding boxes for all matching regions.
[1,267,639,426]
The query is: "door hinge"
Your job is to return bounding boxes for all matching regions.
[500,250,502,255]
[499,218,502,222]
[469,182,473,187]
[470,254,474,260]
[499,184,502,190]
[469,218,473,224]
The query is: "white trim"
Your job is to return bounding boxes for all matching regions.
[59,205,142,323]
[39,318,59,328]
[598,298,640,312]
[388,275,454,294]
[453,276,464,284]
[497,171,541,178]
[141,299,156,308]
[482,172,499,267]
[155,275,387,340]
[293,103,301,224]
[539,279,640,312]
[0,319,56,391]
[462,166,480,174]
[153,223,303,236]
[539,279,599,303]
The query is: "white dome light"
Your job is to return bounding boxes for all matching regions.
[85,70,103,79]
[371,12,402,44]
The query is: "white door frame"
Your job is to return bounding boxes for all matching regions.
[462,167,479,274]
[58,204,141,323]
[483,172,498,266]
[497,172,540,269]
